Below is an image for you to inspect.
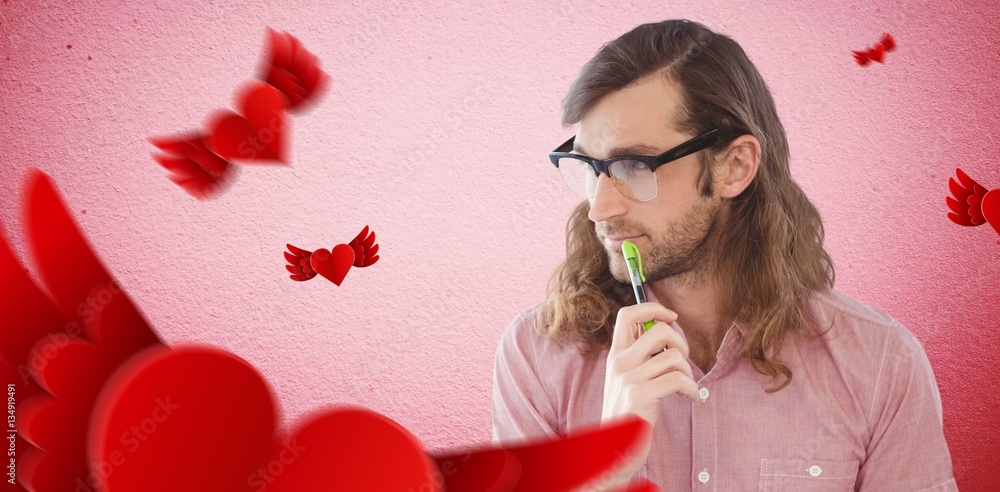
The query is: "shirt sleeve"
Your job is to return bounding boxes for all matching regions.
[491,309,561,446]
[855,321,958,491]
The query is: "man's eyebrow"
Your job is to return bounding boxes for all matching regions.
[572,142,663,158]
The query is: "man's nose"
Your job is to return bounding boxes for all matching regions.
[587,173,628,223]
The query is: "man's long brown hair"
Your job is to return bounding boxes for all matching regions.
[538,20,835,393]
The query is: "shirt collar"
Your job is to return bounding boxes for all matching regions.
[733,320,748,337]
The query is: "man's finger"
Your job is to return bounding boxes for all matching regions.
[630,346,694,383]
[647,371,701,403]
[618,321,689,370]
[611,303,678,352]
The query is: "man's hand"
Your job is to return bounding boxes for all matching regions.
[599,302,701,485]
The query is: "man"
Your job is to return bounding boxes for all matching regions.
[492,19,957,491]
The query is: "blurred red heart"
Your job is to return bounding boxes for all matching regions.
[310,244,355,285]
[261,408,440,491]
[866,43,886,63]
[88,346,439,491]
[982,189,1000,236]
[208,81,287,163]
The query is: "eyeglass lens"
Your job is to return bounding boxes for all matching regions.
[556,157,658,201]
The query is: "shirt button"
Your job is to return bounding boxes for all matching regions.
[698,387,710,401]
[698,469,710,483]
[808,465,823,477]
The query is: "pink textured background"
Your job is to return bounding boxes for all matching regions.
[1,0,998,489]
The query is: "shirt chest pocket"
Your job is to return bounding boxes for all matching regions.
[759,458,859,492]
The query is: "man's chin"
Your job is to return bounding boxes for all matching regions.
[606,253,631,283]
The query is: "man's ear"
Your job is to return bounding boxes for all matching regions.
[713,134,761,199]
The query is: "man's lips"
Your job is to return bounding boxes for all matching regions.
[601,234,643,249]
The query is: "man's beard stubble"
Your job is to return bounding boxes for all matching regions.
[601,197,722,286]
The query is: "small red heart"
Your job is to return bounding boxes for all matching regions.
[207,81,288,163]
[310,244,355,285]
[982,189,1000,236]
[866,43,886,63]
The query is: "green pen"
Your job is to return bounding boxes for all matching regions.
[621,240,656,331]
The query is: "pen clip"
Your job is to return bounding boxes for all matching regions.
[621,240,646,283]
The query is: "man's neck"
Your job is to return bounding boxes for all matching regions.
[647,271,731,374]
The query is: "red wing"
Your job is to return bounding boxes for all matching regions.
[947,168,988,226]
[880,32,896,51]
[0,188,71,492]
[852,50,871,66]
[348,225,379,267]
[431,415,657,491]
[2,169,164,491]
[285,243,318,281]
[259,28,330,111]
[150,132,235,199]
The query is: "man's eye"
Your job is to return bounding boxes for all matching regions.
[624,160,649,171]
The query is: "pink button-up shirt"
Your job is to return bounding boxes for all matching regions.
[492,289,957,491]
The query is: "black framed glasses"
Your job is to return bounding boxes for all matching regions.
[549,128,721,201]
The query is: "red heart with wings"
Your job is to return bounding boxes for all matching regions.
[286,226,381,285]
[853,32,896,66]
[152,29,328,198]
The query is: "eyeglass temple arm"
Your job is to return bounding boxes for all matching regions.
[656,128,721,164]
[554,135,576,153]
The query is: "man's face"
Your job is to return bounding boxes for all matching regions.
[574,75,722,283]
